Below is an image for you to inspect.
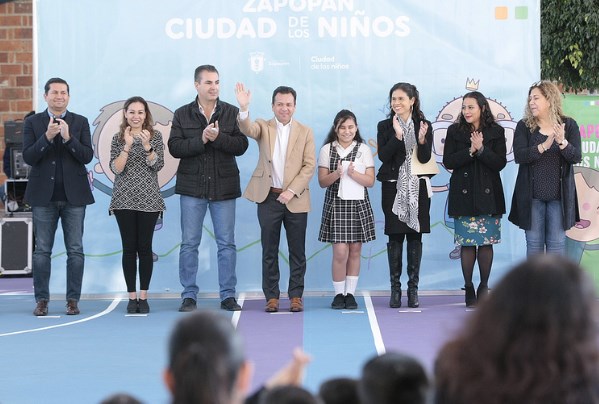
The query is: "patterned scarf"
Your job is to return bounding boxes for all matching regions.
[392,117,420,232]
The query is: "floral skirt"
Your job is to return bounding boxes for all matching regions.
[454,215,501,246]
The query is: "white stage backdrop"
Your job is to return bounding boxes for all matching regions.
[34,0,540,295]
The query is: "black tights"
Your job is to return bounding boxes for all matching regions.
[114,209,160,292]
[460,245,493,287]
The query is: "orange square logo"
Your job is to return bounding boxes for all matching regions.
[495,6,508,19]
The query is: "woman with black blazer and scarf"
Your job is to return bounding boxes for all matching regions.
[377,82,433,309]
[508,80,581,256]
[443,91,506,307]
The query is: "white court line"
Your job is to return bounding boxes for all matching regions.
[231,292,245,329]
[0,298,122,337]
[362,291,386,355]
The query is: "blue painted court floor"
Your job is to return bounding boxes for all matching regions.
[0,288,471,403]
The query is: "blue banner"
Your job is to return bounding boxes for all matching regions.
[34,0,540,295]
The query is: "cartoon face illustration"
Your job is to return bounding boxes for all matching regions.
[566,167,599,242]
[90,101,178,196]
[431,96,517,165]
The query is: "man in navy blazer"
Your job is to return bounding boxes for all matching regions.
[23,77,95,316]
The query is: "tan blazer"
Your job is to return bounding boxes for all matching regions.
[239,116,315,213]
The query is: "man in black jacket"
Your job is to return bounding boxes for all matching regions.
[168,65,248,312]
[23,78,95,316]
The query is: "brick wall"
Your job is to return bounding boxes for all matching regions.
[0,0,33,181]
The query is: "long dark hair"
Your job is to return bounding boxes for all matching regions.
[119,96,155,140]
[456,91,496,132]
[435,255,599,404]
[386,82,426,122]
[167,311,246,404]
[323,109,363,146]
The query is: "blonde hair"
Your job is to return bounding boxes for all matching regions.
[522,80,566,132]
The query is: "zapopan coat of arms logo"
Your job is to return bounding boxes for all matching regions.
[250,52,265,73]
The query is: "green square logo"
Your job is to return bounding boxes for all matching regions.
[515,6,528,19]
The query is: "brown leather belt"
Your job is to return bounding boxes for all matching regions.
[270,187,283,194]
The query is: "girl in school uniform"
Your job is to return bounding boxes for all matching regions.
[318,109,376,310]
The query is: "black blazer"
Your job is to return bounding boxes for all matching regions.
[376,117,434,182]
[22,109,95,206]
[443,123,506,217]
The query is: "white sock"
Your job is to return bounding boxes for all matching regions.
[345,276,359,295]
[333,280,345,296]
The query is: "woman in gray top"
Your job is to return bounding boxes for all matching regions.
[109,96,165,314]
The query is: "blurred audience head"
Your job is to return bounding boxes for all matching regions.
[318,377,359,404]
[359,351,429,404]
[259,385,321,404]
[435,255,599,404]
[164,311,251,404]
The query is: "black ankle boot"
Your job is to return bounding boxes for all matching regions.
[464,284,476,308]
[387,241,403,308]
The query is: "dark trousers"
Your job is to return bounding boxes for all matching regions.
[114,210,159,292]
[257,192,307,300]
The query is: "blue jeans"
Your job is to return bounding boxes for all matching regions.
[179,195,237,301]
[32,202,86,302]
[525,198,565,256]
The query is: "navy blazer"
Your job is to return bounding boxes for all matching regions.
[22,109,95,206]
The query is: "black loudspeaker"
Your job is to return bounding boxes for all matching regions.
[4,120,24,145]
[10,148,30,178]
[0,217,33,274]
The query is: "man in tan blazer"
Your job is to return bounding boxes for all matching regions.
[235,83,315,312]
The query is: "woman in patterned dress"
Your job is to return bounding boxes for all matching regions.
[318,110,376,310]
[377,82,433,309]
[109,96,166,314]
[443,92,506,307]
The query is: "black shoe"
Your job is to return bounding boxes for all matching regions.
[220,297,242,311]
[345,293,358,310]
[138,299,150,314]
[464,285,476,308]
[477,284,489,302]
[127,299,139,314]
[179,298,197,312]
[331,294,345,309]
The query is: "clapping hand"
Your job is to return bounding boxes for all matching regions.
[418,122,429,144]
[138,129,151,148]
[203,121,220,143]
[124,126,135,147]
[470,131,483,153]
[553,122,566,145]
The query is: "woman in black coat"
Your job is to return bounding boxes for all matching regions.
[508,80,581,256]
[443,91,506,307]
[377,82,434,308]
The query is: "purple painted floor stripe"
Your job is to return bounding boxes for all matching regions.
[237,298,304,391]
[0,276,33,294]
[372,294,472,373]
